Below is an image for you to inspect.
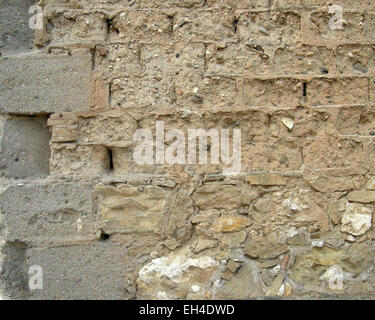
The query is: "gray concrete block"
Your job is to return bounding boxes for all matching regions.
[0,0,35,54]
[0,116,50,179]
[0,53,92,114]
[26,242,128,299]
[0,182,97,244]
[0,242,29,299]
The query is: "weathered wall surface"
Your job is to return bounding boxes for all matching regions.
[1,0,375,299]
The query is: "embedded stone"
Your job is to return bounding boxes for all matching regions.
[245,173,287,186]
[219,231,247,248]
[265,273,285,297]
[164,239,180,250]
[243,242,288,260]
[192,184,243,210]
[215,263,263,299]
[194,238,218,253]
[261,269,276,286]
[347,191,375,203]
[287,233,309,246]
[211,216,251,233]
[341,202,372,236]
[137,246,219,299]
[281,117,294,130]
[226,259,241,273]
[94,184,172,235]
[366,177,375,190]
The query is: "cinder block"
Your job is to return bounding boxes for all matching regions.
[0,117,50,179]
[0,53,92,114]
[336,45,375,75]
[303,135,364,170]
[111,75,175,108]
[41,0,205,9]
[0,183,96,244]
[268,107,336,138]
[206,43,269,76]
[141,43,205,78]
[94,43,143,80]
[207,0,271,9]
[50,144,113,175]
[272,45,335,75]
[336,0,375,10]
[364,13,375,42]
[176,74,239,109]
[243,78,303,107]
[78,112,138,144]
[26,243,128,300]
[307,11,364,43]
[207,43,334,76]
[173,11,237,43]
[0,0,35,54]
[138,0,205,8]
[307,77,368,106]
[242,137,303,171]
[275,0,332,8]
[238,11,301,46]
[109,11,172,43]
[336,106,375,136]
[288,0,375,9]
[51,125,78,143]
[39,11,107,46]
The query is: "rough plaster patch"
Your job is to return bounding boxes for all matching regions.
[341,202,372,236]
[139,246,218,283]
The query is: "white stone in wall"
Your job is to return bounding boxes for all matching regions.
[341,202,372,237]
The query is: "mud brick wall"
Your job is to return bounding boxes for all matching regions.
[2,0,375,299]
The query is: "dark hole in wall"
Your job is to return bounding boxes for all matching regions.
[106,18,113,35]
[303,82,307,97]
[99,230,110,242]
[232,18,239,34]
[107,148,114,172]
[105,17,119,38]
